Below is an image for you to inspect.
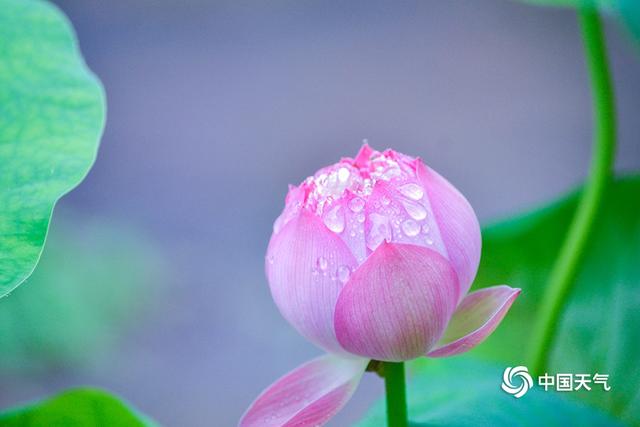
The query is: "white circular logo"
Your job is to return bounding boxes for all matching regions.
[501,366,533,398]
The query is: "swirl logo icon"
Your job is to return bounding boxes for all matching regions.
[501,366,533,398]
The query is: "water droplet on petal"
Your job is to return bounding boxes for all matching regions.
[399,183,424,200]
[381,196,390,206]
[356,212,365,223]
[338,167,350,182]
[317,256,328,271]
[337,265,351,283]
[328,172,338,187]
[403,200,427,220]
[421,224,430,234]
[426,237,434,245]
[267,256,274,265]
[323,205,345,233]
[349,197,365,212]
[401,219,420,236]
[367,213,391,250]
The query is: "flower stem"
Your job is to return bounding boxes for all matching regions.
[383,362,409,427]
[528,8,616,375]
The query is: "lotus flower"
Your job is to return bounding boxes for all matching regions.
[240,145,520,426]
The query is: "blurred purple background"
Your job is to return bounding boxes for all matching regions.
[1,0,639,426]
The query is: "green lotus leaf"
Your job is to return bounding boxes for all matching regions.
[0,0,105,297]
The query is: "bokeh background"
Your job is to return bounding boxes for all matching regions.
[1,1,639,426]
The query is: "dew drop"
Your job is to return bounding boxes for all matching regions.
[426,237,434,245]
[273,216,284,233]
[381,196,391,206]
[328,172,338,187]
[401,219,420,237]
[421,224,430,234]
[323,205,345,233]
[367,213,391,250]
[317,256,328,271]
[399,183,424,200]
[267,256,274,265]
[337,265,351,283]
[403,200,427,220]
[338,167,350,182]
[349,197,365,212]
[356,213,365,223]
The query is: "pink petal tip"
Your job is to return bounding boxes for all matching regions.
[239,355,368,427]
[427,285,520,358]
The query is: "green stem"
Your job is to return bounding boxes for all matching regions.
[527,8,616,375]
[383,362,409,427]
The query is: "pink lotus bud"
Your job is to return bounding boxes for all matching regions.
[241,145,519,426]
[266,144,518,360]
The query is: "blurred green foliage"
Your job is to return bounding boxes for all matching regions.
[0,211,164,374]
[619,0,640,41]
[0,0,105,298]
[358,358,622,426]
[0,388,155,426]
[469,176,639,425]
[0,0,157,424]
